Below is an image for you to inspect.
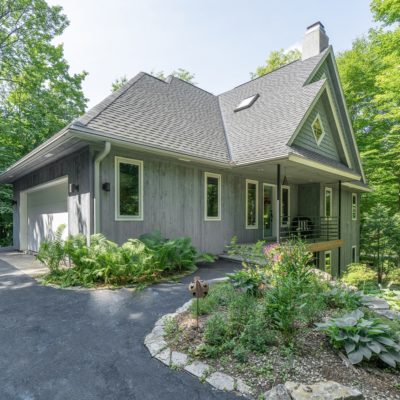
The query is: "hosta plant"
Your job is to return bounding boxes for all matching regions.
[316,309,400,368]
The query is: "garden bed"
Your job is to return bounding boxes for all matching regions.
[160,241,400,399]
[166,307,400,399]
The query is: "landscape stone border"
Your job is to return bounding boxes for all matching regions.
[144,286,398,399]
[144,299,253,398]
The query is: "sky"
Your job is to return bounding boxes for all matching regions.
[47,0,375,109]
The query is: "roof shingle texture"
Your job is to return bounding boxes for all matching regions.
[77,50,328,165]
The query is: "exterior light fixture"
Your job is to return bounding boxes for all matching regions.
[102,182,111,192]
[283,176,288,185]
[68,183,79,194]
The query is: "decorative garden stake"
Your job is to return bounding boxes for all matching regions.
[188,276,209,329]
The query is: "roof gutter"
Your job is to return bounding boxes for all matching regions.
[94,141,111,233]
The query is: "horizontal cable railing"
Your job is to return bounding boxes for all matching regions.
[280,216,339,242]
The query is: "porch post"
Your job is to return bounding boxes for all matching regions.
[338,180,342,276]
[277,164,281,243]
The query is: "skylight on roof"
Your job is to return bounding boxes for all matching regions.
[234,94,259,112]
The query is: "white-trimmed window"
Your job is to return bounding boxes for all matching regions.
[352,245,358,263]
[115,157,143,220]
[324,187,333,219]
[311,114,325,145]
[324,250,332,275]
[281,185,290,226]
[352,193,357,221]
[204,172,221,221]
[246,179,258,229]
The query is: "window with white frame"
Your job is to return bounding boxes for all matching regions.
[204,172,221,220]
[311,114,325,145]
[325,187,333,219]
[352,245,358,263]
[352,193,357,220]
[281,186,290,226]
[324,250,332,275]
[246,180,258,229]
[115,157,143,220]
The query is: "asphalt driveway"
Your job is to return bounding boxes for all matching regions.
[0,254,239,400]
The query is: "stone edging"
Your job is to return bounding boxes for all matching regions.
[144,299,253,398]
[144,291,398,399]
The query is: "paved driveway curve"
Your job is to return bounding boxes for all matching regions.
[0,256,239,400]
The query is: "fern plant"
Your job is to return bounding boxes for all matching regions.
[36,224,66,271]
[316,309,400,367]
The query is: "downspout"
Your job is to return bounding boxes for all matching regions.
[338,180,342,277]
[277,164,281,243]
[94,142,111,234]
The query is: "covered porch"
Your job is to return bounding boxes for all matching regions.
[230,151,364,273]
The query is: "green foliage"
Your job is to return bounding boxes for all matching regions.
[227,264,269,296]
[370,0,400,25]
[38,229,209,287]
[324,287,363,310]
[251,48,301,79]
[36,224,67,271]
[239,305,277,352]
[204,313,228,346]
[149,68,196,84]
[0,0,87,242]
[226,236,266,266]
[190,282,236,316]
[342,263,378,290]
[111,75,128,92]
[361,204,400,282]
[317,309,400,368]
[337,6,400,215]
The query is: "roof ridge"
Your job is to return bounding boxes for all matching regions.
[167,75,216,97]
[79,72,147,126]
[217,58,301,96]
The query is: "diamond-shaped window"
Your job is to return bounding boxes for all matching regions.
[312,114,325,145]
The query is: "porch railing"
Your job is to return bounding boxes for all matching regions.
[280,216,339,242]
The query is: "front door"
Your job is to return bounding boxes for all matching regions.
[263,184,276,238]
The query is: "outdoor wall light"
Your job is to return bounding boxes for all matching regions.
[11,199,17,206]
[68,183,79,194]
[102,182,111,192]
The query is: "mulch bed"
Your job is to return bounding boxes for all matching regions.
[167,311,400,400]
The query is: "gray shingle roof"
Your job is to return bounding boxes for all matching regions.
[75,50,329,166]
[78,73,230,163]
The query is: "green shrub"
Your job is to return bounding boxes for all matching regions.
[204,313,228,346]
[316,309,400,368]
[226,293,256,336]
[36,224,66,271]
[239,305,277,352]
[387,269,400,285]
[342,263,378,291]
[38,230,211,287]
[227,265,269,296]
[324,287,363,310]
[190,282,236,316]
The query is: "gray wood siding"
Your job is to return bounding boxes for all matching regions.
[293,99,340,161]
[98,147,298,254]
[12,147,92,249]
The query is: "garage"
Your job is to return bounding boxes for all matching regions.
[24,178,69,252]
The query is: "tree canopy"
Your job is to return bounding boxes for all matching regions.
[251,48,301,79]
[111,69,196,92]
[337,0,400,213]
[0,0,87,245]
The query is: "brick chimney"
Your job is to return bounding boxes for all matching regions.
[302,21,329,60]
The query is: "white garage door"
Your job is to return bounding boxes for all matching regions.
[27,179,69,252]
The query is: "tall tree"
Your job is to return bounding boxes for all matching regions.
[150,68,196,84]
[111,75,128,92]
[337,1,400,213]
[0,0,87,245]
[111,69,197,93]
[251,48,301,79]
